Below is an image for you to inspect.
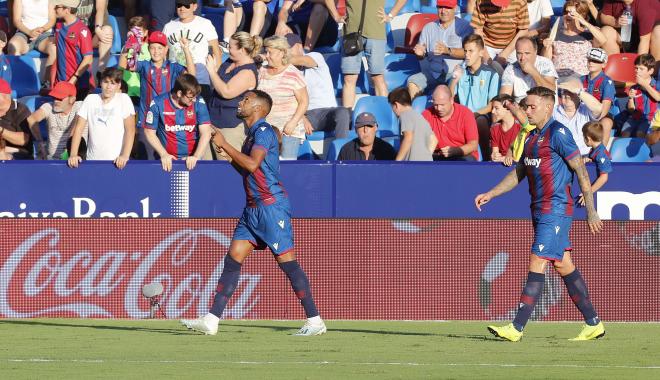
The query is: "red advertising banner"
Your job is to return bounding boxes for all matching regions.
[0,219,658,321]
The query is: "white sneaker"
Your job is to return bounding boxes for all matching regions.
[294,320,327,336]
[180,314,219,336]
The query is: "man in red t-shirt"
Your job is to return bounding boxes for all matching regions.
[422,85,479,161]
[598,0,660,59]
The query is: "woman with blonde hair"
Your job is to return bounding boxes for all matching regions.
[206,31,261,157]
[257,35,310,159]
[541,0,607,78]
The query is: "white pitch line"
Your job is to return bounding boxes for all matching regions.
[4,359,660,369]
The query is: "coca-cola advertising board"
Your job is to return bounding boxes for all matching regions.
[1,219,658,321]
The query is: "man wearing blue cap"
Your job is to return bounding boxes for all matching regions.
[338,112,396,160]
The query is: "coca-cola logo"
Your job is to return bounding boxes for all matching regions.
[0,228,261,318]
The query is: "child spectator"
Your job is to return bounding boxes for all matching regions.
[51,0,95,100]
[120,31,194,129]
[0,31,11,84]
[489,94,522,162]
[122,16,150,99]
[68,68,135,169]
[581,48,615,145]
[647,110,660,159]
[618,54,660,138]
[27,81,83,160]
[578,121,612,206]
[388,87,437,161]
[502,97,535,166]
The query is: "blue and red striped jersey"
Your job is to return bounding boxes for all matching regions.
[54,19,93,88]
[522,119,581,217]
[241,119,288,207]
[0,55,11,84]
[581,71,615,103]
[589,143,613,177]
[136,60,186,127]
[630,78,659,122]
[144,93,211,158]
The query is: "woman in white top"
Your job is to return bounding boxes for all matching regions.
[8,0,57,75]
[68,68,135,168]
[257,35,310,159]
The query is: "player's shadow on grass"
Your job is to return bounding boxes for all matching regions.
[438,333,502,342]
[0,319,188,335]
[227,323,437,336]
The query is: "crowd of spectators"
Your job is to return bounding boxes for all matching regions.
[0,0,657,164]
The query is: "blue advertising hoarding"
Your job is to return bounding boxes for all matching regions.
[0,161,658,220]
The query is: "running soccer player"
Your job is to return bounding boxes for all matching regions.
[181,90,326,336]
[143,74,212,171]
[475,86,605,342]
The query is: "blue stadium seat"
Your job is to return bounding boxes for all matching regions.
[383,53,421,92]
[7,55,40,98]
[307,130,331,141]
[205,12,225,39]
[385,0,421,13]
[412,95,430,113]
[107,15,123,54]
[325,53,369,97]
[383,136,401,151]
[297,139,316,160]
[352,96,399,138]
[609,137,651,162]
[326,137,354,160]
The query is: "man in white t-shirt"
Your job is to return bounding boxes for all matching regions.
[500,37,558,102]
[162,0,222,104]
[68,68,136,168]
[27,81,83,160]
[286,33,350,138]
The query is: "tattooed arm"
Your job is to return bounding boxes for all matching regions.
[475,160,526,210]
[567,155,603,234]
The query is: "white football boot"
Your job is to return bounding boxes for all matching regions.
[181,313,219,336]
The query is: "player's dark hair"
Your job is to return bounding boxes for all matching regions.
[526,86,556,103]
[491,94,516,107]
[250,89,273,114]
[172,74,202,97]
[582,121,603,142]
[634,54,655,71]
[387,87,412,106]
[462,34,484,49]
[516,36,538,52]
[99,67,124,84]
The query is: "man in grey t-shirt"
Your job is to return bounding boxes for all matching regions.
[388,87,437,161]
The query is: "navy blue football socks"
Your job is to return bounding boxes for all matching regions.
[279,260,319,318]
[210,255,242,318]
[563,269,600,326]
[512,272,546,332]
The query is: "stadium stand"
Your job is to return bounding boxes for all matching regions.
[610,137,652,162]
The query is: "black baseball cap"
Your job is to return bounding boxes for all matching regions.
[355,112,378,128]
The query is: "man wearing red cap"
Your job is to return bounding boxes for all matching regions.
[27,81,83,160]
[0,79,34,159]
[407,0,473,99]
[471,0,530,65]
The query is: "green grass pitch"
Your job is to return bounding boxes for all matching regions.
[1,319,659,379]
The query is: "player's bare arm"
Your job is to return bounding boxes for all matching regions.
[567,155,603,234]
[475,161,526,210]
[213,131,267,173]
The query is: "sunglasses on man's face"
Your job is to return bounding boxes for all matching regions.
[176,3,192,9]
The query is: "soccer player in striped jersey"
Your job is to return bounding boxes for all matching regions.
[51,0,95,99]
[181,90,326,337]
[475,86,605,342]
[143,74,212,171]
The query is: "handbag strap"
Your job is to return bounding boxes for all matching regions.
[344,0,368,36]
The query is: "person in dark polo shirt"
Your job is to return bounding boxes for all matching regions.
[338,112,396,161]
[0,79,33,160]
